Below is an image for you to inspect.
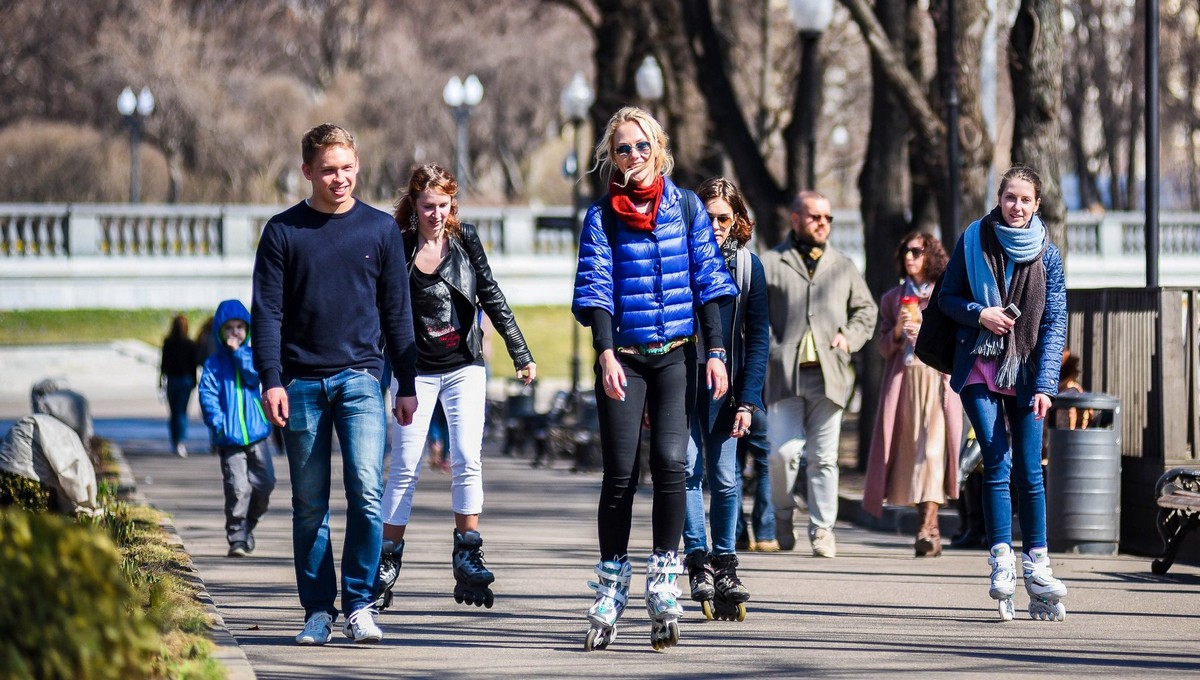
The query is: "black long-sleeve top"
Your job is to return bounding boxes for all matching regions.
[251,200,417,396]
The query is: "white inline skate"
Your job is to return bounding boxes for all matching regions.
[988,543,1017,621]
[645,551,684,650]
[1023,548,1068,621]
[585,559,632,652]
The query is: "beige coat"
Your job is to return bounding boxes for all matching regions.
[761,242,878,408]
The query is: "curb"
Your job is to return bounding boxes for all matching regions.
[110,441,257,680]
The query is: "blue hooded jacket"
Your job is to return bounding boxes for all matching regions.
[572,176,737,347]
[199,299,272,449]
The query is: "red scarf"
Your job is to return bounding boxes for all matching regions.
[608,175,664,232]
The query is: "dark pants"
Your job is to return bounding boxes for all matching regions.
[165,375,195,448]
[219,442,276,545]
[595,345,693,560]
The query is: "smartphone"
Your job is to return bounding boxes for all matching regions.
[1002,303,1021,319]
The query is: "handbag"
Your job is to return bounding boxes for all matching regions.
[914,272,958,374]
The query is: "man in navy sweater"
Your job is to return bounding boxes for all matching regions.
[252,123,418,646]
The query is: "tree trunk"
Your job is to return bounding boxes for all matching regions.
[1009,0,1066,252]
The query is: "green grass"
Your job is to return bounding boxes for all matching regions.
[0,307,584,380]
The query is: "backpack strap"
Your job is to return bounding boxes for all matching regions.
[729,247,751,365]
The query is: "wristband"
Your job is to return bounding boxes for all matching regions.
[707,349,727,361]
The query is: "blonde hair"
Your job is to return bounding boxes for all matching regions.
[591,106,674,187]
[301,124,356,166]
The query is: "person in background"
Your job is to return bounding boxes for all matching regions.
[198,299,275,558]
[681,176,769,621]
[862,232,963,557]
[573,106,736,651]
[762,191,877,557]
[160,313,199,458]
[938,164,1069,621]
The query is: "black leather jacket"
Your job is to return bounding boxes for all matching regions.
[404,223,533,370]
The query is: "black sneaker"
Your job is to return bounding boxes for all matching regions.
[228,542,250,558]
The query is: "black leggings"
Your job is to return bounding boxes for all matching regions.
[595,345,695,560]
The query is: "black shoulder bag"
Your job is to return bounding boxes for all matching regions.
[914,272,958,375]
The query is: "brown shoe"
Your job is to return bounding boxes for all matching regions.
[754,539,781,553]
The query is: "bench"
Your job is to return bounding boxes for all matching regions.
[1151,468,1200,574]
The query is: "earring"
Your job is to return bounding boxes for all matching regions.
[409,212,419,230]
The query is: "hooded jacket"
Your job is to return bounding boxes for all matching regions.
[572,176,736,347]
[199,299,272,449]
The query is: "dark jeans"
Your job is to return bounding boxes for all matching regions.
[595,345,693,560]
[219,442,276,545]
[736,408,775,543]
[165,375,195,448]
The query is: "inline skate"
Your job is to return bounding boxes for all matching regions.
[373,538,405,611]
[645,551,684,650]
[584,559,632,652]
[988,543,1017,621]
[708,553,749,621]
[1022,548,1068,621]
[452,530,494,608]
[684,550,714,611]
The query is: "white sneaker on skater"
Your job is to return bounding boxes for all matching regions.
[343,606,383,643]
[295,612,333,645]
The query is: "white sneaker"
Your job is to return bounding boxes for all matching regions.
[175,442,188,458]
[810,528,836,558]
[295,612,333,645]
[343,606,383,643]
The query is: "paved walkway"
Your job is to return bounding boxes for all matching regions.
[4,345,1200,678]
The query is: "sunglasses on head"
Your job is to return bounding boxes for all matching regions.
[903,247,926,257]
[615,141,653,158]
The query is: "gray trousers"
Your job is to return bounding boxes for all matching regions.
[219,442,276,545]
[767,367,844,535]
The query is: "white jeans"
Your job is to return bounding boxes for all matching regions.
[768,368,844,534]
[383,364,487,525]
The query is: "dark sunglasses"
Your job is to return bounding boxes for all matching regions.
[805,213,834,224]
[615,141,653,158]
[903,247,926,258]
[707,212,735,228]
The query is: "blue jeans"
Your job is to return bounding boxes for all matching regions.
[959,384,1046,552]
[284,368,387,619]
[165,375,195,448]
[737,409,775,543]
[683,396,742,556]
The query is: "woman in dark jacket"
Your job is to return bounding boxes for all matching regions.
[160,313,199,457]
[681,177,769,622]
[939,165,1068,622]
[573,106,736,651]
[377,164,535,611]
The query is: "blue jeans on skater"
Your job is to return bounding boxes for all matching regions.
[960,383,1047,552]
[165,375,195,449]
[683,405,741,557]
[283,368,387,620]
[736,408,775,544]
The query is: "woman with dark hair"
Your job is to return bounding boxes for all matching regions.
[573,106,736,651]
[939,165,1068,621]
[863,232,963,557]
[160,313,199,458]
[376,163,535,612]
[681,176,769,622]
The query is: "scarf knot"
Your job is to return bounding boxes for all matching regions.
[608,176,664,232]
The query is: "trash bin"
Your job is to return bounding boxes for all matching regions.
[1045,392,1121,555]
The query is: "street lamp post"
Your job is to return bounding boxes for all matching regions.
[634,55,664,107]
[116,86,155,203]
[443,74,484,189]
[560,72,595,398]
[789,0,834,190]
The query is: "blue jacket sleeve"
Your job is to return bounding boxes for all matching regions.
[572,202,613,325]
[939,236,985,328]
[738,255,770,412]
[1033,244,1067,396]
[198,358,223,434]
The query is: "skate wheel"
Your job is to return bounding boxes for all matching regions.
[483,591,494,608]
[998,598,1015,621]
[735,603,747,622]
[701,600,714,621]
[667,620,680,645]
[454,591,465,604]
[585,628,599,652]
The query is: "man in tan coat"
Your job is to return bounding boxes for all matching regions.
[762,191,877,557]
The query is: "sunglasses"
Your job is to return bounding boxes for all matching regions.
[615,141,653,158]
[903,247,926,258]
[805,213,834,224]
[707,212,735,228]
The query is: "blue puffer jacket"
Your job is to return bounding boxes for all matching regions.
[199,299,272,449]
[938,223,1067,406]
[572,176,737,347]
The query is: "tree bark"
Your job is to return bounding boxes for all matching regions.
[1009,0,1067,252]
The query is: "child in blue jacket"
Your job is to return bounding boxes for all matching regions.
[199,299,276,557]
